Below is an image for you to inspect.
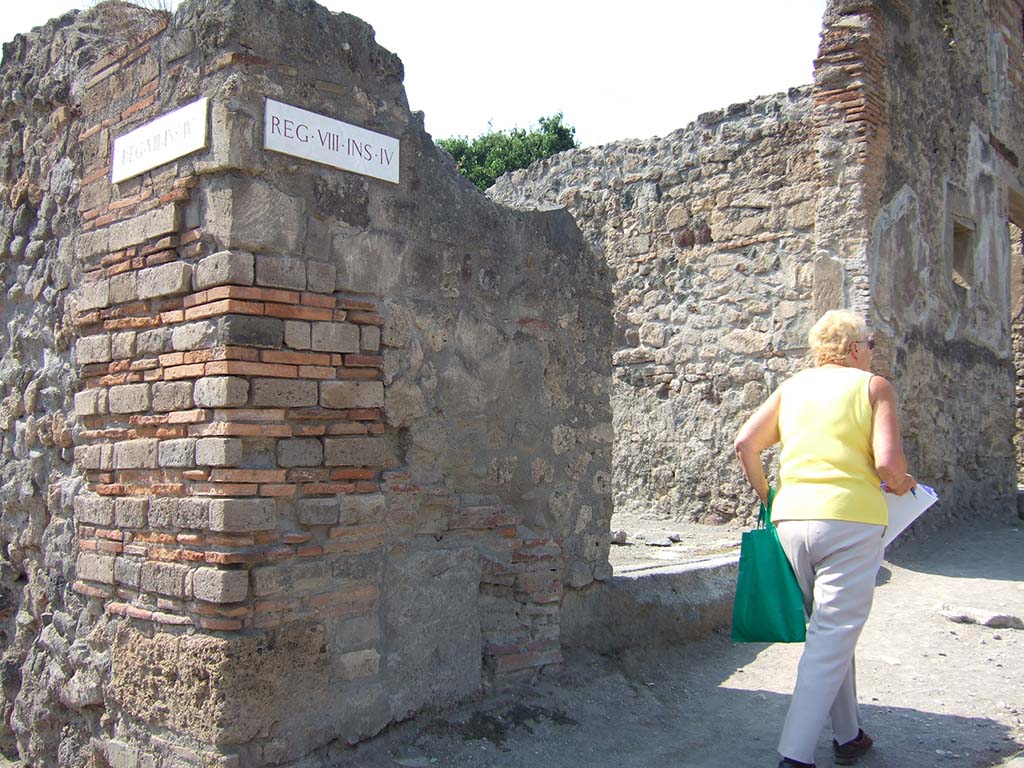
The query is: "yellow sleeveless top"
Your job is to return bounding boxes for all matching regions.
[773,366,887,525]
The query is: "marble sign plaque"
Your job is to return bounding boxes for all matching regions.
[111,97,209,184]
[264,98,400,184]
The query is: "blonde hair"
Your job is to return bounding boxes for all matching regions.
[808,309,868,366]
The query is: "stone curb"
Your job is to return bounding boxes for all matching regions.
[561,555,739,653]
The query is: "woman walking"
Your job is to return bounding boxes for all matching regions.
[734,309,916,768]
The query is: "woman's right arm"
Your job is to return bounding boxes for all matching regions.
[735,388,782,505]
[869,375,916,495]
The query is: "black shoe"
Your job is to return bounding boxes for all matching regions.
[832,729,873,765]
[778,759,816,768]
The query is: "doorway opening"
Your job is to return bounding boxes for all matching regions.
[1008,189,1024,483]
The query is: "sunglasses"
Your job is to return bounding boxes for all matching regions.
[854,338,875,350]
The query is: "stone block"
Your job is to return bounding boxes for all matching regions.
[208,498,276,532]
[250,379,317,408]
[284,321,311,350]
[323,437,392,467]
[218,315,283,349]
[140,562,189,597]
[113,439,159,469]
[107,205,181,252]
[76,334,111,364]
[196,438,243,466]
[172,320,219,351]
[74,444,113,471]
[111,331,137,360]
[109,272,138,304]
[149,498,209,529]
[361,326,381,352]
[74,389,108,417]
[277,438,323,467]
[194,377,249,408]
[297,497,339,526]
[320,381,384,409]
[152,382,194,412]
[114,557,142,589]
[201,178,306,254]
[159,438,196,467]
[255,254,306,291]
[138,262,193,300]
[115,498,148,529]
[137,327,172,355]
[194,250,255,289]
[306,261,336,291]
[74,495,115,526]
[311,322,359,353]
[77,553,115,584]
[108,383,151,414]
[77,279,110,311]
[192,568,249,603]
[338,493,385,525]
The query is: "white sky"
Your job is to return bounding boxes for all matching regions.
[2,0,828,147]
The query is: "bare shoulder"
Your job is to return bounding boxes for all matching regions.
[868,374,897,406]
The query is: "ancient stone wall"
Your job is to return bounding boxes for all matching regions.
[0,1,612,765]
[491,90,818,523]
[852,0,1024,529]
[495,0,1024,531]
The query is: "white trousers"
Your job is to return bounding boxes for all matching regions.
[774,519,884,764]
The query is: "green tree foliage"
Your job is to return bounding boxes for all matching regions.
[438,114,579,190]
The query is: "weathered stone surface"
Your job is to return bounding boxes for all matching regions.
[284,320,311,350]
[195,438,243,467]
[492,89,816,524]
[194,250,255,289]
[251,379,317,408]
[194,376,249,408]
[76,335,111,364]
[152,381,194,412]
[208,498,276,532]
[255,254,307,291]
[383,547,482,720]
[140,562,189,597]
[311,322,359,353]
[192,568,249,603]
[296,497,339,525]
[158,438,196,468]
[108,383,151,414]
[113,439,159,469]
[149,498,210,530]
[320,381,384,409]
[74,496,115,526]
[323,437,393,467]
[137,262,193,300]
[277,438,323,467]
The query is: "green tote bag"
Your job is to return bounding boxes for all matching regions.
[731,488,807,643]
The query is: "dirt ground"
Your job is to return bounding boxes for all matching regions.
[330,514,1024,768]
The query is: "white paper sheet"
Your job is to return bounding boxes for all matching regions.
[882,483,939,547]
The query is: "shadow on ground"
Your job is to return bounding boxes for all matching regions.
[327,632,1020,768]
[887,516,1023,583]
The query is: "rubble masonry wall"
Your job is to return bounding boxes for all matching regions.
[491,90,818,523]
[0,0,613,765]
